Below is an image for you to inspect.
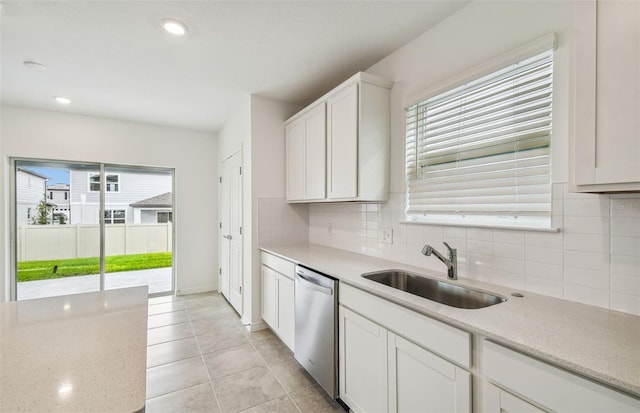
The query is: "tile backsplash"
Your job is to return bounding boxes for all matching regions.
[307,184,640,316]
[257,197,308,247]
[258,185,640,316]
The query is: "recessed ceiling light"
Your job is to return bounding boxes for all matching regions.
[162,19,188,36]
[54,96,71,105]
[24,60,47,71]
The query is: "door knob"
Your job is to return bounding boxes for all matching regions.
[223,234,232,240]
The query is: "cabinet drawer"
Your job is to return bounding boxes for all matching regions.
[484,340,640,412]
[340,283,470,368]
[261,252,295,280]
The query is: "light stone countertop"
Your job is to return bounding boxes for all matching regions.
[0,286,148,412]
[261,243,640,397]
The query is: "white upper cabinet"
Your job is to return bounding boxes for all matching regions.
[327,82,359,199]
[285,72,392,202]
[286,103,326,201]
[571,0,640,192]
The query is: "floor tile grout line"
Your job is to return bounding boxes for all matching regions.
[146,294,335,413]
[248,332,342,413]
[188,300,226,413]
[144,373,211,402]
[145,300,210,404]
[145,338,201,369]
[246,332,304,413]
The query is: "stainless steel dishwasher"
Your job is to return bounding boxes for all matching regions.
[294,265,338,398]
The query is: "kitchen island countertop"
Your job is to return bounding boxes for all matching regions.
[262,243,640,397]
[0,286,148,412]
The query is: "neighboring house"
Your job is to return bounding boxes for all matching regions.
[16,168,48,225]
[130,192,173,224]
[69,169,172,224]
[47,183,70,224]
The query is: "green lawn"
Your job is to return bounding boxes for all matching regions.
[17,252,172,282]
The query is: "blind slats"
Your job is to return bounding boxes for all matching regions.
[405,49,553,220]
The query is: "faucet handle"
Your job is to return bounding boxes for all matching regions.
[443,242,456,257]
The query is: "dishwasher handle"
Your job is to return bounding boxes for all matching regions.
[295,272,333,296]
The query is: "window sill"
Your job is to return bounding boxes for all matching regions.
[401,220,560,233]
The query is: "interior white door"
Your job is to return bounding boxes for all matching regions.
[220,150,243,315]
[219,160,230,299]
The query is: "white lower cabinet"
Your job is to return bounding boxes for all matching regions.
[388,333,471,413]
[261,266,277,328]
[338,284,472,413]
[339,306,388,413]
[484,383,545,413]
[483,340,640,413]
[276,274,294,349]
[260,252,295,351]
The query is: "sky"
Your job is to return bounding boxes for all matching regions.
[28,167,70,185]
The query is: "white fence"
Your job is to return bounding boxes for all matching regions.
[17,223,173,261]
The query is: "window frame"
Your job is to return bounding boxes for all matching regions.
[403,34,558,231]
[89,173,120,193]
[157,211,173,224]
[104,209,126,224]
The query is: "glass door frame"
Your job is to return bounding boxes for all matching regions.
[9,157,176,300]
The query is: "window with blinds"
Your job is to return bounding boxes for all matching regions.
[405,49,553,228]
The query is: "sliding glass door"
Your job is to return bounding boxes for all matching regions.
[12,159,174,300]
[15,161,101,300]
[103,165,173,294]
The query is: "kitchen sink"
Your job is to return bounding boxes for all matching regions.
[361,270,506,309]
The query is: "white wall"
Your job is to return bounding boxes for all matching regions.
[307,1,640,316]
[0,105,218,299]
[250,95,302,326]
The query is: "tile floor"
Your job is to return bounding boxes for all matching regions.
[146,292,346,413]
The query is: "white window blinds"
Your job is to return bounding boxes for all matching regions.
[405,50,553,226]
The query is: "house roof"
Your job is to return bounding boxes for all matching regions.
[130,192,172,208]
[47,183,70,190]
[17,167,49,180]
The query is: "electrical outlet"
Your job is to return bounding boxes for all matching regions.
[327,223,333,236]
[380,228,393,244]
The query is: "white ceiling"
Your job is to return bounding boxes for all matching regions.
[1,1,468,132]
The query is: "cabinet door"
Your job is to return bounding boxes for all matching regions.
[339,306,388,413]
[327,82,358,199]
[388,333,471,413]
[304,104,326,200]
[286,104,326,201]
[573,0,640,190]
[484,340,640,412]
[484,384,546,413]
[286,119,306,201]
[276,274,295,351]
[261,265,277,328]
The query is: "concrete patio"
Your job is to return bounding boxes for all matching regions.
[17,267,172,300]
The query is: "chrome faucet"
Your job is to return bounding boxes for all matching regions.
[422,242,457,280]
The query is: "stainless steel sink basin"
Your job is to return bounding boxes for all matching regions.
[362,270,506,309]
